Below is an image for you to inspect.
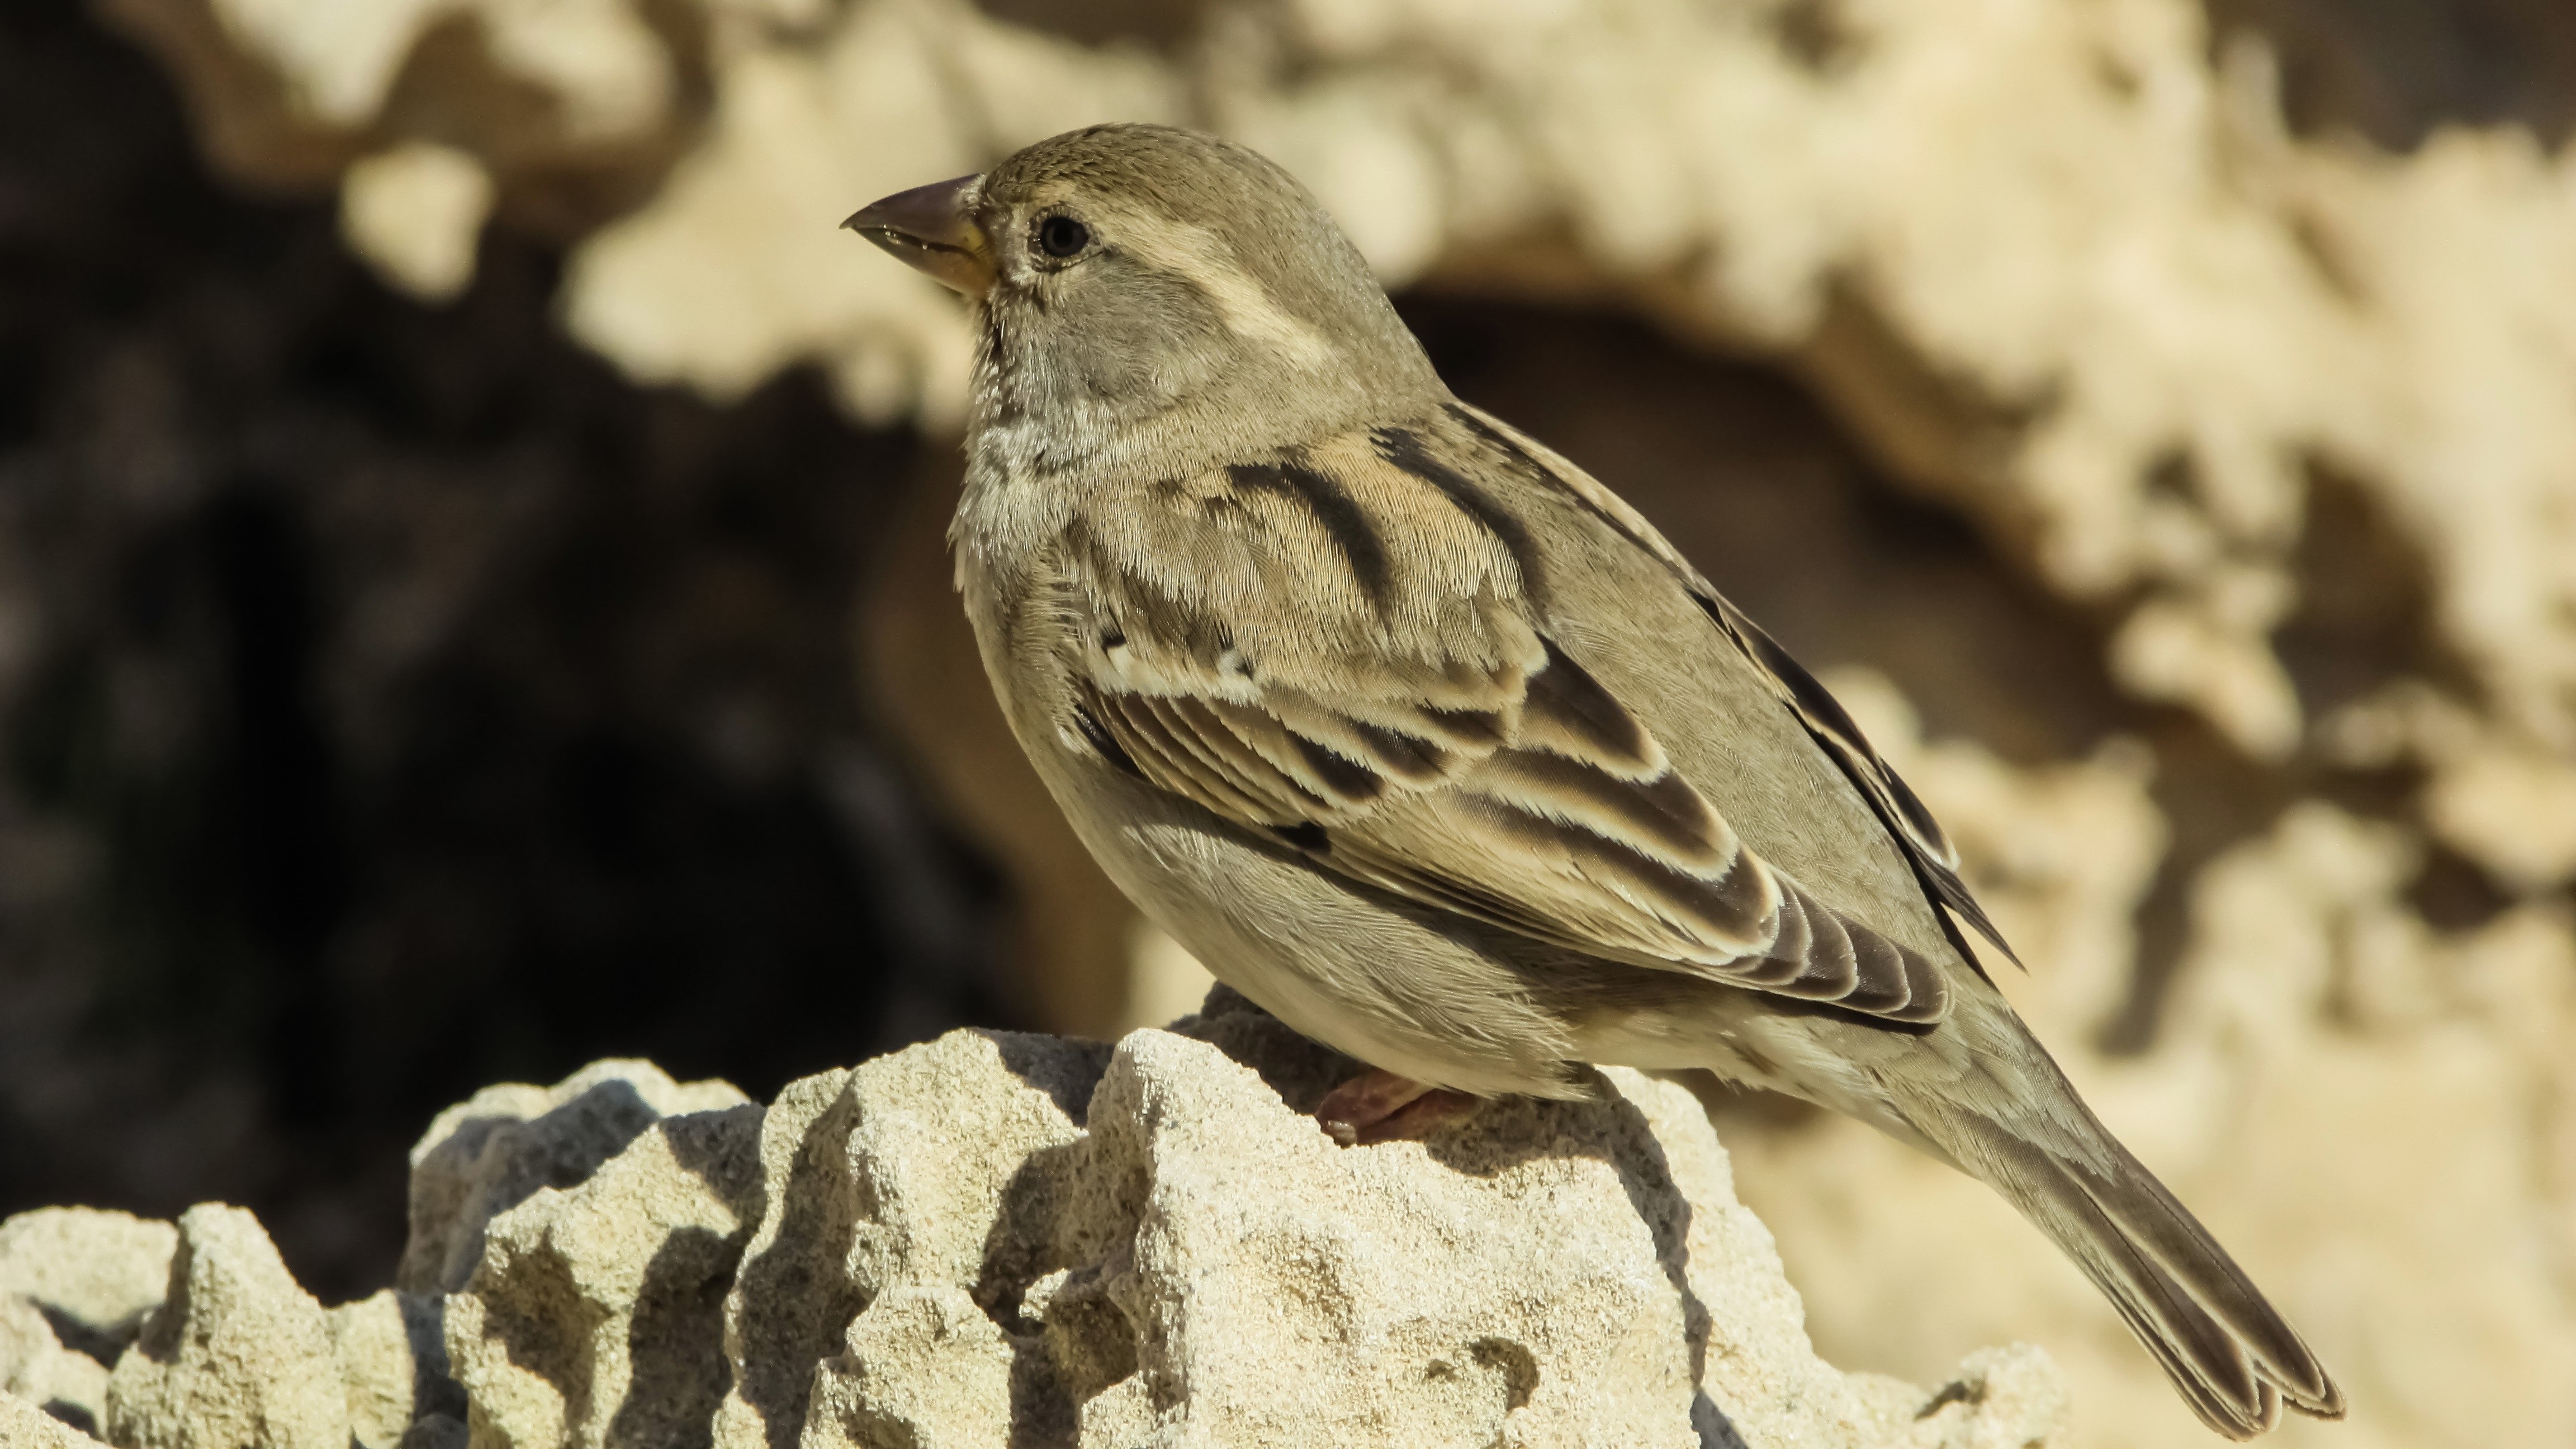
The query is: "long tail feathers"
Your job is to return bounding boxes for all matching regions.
[1922,1105,2345,1438]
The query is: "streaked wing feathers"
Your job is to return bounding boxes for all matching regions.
[1069,444,1951,1025]
[1446,401,2020,973]
[1694,593,2020,969]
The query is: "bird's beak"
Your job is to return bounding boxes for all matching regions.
[843,174,994,297]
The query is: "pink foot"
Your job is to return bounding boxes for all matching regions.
[1316,1068,1480,1146]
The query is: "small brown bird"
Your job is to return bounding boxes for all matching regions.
[847,123,2343,1438]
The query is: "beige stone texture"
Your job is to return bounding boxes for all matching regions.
[723,1005,2070,1448]
[2,1205,467,1449]
[0,1207,181,1438]
[103,1204,349,1449]
[329,1291,463,1449]
[2,1295,112,1439]
[0,1210,179,1352]
[438,1101,764,1448]
[3,1042,2067,1446]
[3,1386,114,1448]
[400,1056,751,1295]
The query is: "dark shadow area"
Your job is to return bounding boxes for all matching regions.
[401,1078,670,1294]
[1595,1086,1742,1449]
[627,1104,769,1449]
[2275,464,2465,722]
[968,1035,1131,1449]
[984,1031,1119,1128]
[39,1396,102,1441]
[474,1240,613,1432]
[714,1079,866,1449]
[30,1301,134,1370]
[0,0,1010,1301]
[401,1292,470,1431]
[1162,983,1367,1120]
[2205,0,2576,150]
[973,0,1207,51]
[607,1223,746,1449]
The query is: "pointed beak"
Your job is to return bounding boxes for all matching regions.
[843,174,994,297]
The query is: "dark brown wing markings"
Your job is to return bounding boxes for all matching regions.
[1287,730,1388,806]
[1519,637,1655,771]
[1445,401,1666,566]
[1078,626,1948,1022]
[1226,457,1394,609]
[1479,750,1727,867]
[1372,423,1550,604]
[1437,400,2019,976]
[1073,703,1143,779]
[1694,594,2022,972]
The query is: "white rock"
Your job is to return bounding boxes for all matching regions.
[442,1095,764,1449]
[0,1208,178,1353]
[6,1015,2070,1448]
[0,1205,180,1441]
[2,1386,112,1448]
[703,998,2059,1449]
[329,1290,462,1449]
[103,1204,348,1449]
[400,1057,750,1295]
[799,1285,1013,1449]
[1,1295,111,1439]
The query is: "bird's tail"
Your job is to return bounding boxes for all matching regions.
[1896,1063,2346,1438]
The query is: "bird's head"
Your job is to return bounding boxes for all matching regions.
[846,124,1443,473]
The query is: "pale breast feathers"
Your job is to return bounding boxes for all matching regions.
[1050,413,1962,1024]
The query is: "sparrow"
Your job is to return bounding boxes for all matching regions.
[845,123,2343,1439]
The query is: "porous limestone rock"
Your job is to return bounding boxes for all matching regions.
[103,1204,348,1449]
[399,1057,752,1296]
[439,1096,764,1449]
[329,1290,464,1449]
[621,999,2072,1449]
[3,1386,112,1448]
[0,1206,178,1439]
[9,1029,2068,1448]
[2,1296,112,1440]
[0,1210,179,1360]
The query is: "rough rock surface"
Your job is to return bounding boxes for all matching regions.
[3,1389,111,1448]
[3,1006,2068,1448]
[399,1059,754,1297]
[0,1210,179,1438]
[104,1204,349,1449]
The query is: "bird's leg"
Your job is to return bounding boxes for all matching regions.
[1315,1068,1479,1146]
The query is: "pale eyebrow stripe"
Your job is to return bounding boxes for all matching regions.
[1114,215,1334,368]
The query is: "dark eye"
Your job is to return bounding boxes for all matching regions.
[1036,215,1090,259]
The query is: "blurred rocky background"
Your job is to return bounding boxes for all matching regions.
[3,0,2573,1445]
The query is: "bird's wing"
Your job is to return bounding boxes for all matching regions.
[1444,403,2021,971]
[1052,418,1954,1024]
